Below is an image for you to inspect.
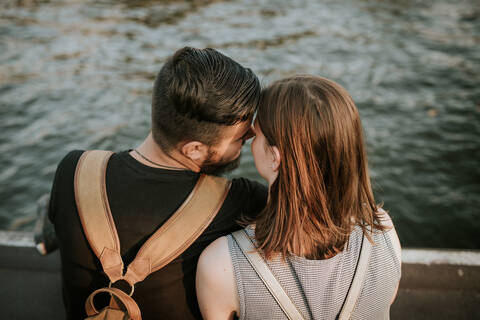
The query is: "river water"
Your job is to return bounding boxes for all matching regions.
[1,0,479,249]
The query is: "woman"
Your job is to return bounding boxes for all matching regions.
[196,75,401,320]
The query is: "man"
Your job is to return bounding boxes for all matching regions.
[48,47,267,319]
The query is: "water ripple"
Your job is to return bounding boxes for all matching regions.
[0,0,479,249]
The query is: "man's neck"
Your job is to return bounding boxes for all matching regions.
[131,133,201,172]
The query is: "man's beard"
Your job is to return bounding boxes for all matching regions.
[200,152,241,176]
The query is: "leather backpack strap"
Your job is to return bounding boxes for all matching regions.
[74,150,124,283]
[85,287,141,320]
[123,174,231,285]
[337,233,373,320]
[232,230,305,320]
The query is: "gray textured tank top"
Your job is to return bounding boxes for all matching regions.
[227,225,401,320]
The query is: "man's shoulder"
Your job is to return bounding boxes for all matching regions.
[229,177,265,191]
[52,150,85,180]
[219,177,267,220]
[57,150,85,168]
[48,150,86,224]
[228,177,267,198]
[55,149,123,175]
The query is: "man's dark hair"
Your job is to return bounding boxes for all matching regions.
[151,47,261,151]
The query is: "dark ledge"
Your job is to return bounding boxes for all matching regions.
[1,231,479,319]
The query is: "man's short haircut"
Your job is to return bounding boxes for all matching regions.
[151,47,261,151]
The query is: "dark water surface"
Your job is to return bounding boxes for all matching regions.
[1,0,479,249]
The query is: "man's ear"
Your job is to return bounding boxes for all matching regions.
[271,146,281,172]
[181,141,209,162]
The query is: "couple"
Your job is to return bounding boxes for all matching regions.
[49,47,401,320]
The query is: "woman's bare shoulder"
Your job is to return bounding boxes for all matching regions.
[196,236,239,320]
[197,236,232,287]
[199,236,230,263]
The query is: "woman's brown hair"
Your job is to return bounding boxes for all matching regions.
[254,75,386,260]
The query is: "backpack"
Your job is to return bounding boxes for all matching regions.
[74,150,231,320]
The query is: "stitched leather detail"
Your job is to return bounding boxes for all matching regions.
[100,247,124,283]
[124,257,152,285]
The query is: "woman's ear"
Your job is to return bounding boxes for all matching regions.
[271,146,281,172]
[181,141,209,162]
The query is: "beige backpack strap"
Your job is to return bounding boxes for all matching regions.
[74,150,124,283]
[123,174,231,285]
[232,230,305,320]
[85,287,141,320]
[337,233,372,320]
[75,151,231,285]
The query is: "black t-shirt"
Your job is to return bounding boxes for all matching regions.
[48,150,267,320]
